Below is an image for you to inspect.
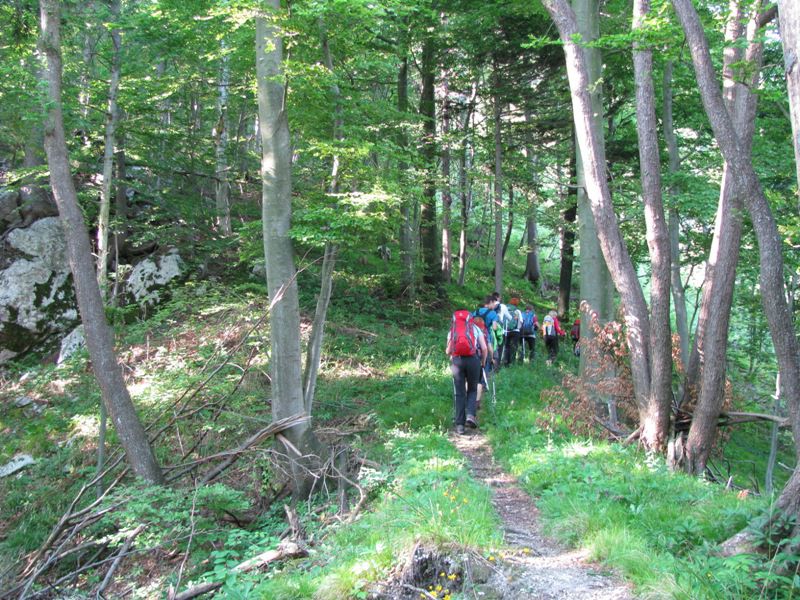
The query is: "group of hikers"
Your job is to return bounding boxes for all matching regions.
[445,292,580,435]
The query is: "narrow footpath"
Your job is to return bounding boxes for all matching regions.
[451,429,636,599]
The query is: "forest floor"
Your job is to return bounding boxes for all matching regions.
[450,428,635,599]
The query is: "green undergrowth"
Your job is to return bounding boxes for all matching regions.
[485,360,799,599]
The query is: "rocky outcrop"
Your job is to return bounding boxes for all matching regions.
[0,216,77,364]
[125,248,184,305]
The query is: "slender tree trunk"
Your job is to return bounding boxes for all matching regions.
[493,63,504,293]
[419,33,440,288]
[542,0,654,442]
[523,112,543,290]
[778,0,800,202]
[672,0,800,543]
[633,0,673,451]
[39,0,164,485]
[662,60,690,369]
[441,68,452,283]
[397,52,415,296]
[256,0,321,498]
[501,186,513,260]
[303,17,342,413]
[215,40,232,236]
[457,89,476,287]
[558,151,577,317]
[96,0,122,299]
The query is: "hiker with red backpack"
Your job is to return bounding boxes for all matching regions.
[446,310,488,434]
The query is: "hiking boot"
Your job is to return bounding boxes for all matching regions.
[466,415,478,429]
[456,424,465,435]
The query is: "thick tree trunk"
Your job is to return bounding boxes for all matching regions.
[523,112,543,290]
[778,0,800,200]
[96,0,122,299]
[542,0,654,441]
[419,34,440,288]
[571,0,615,413]
[457,91,476,288]
[215,40,232,236]
[672,0,800,544]
[39,0,164,485]
[493,64,504,294]
[256,1,321,499]
[633,0,673,451]
[662,61,690,369]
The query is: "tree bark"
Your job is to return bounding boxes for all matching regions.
[419,33,440,288]
[441,66,452,283]
[214,39,233,236]
[557,151,577,317]
[523,111,543,291]
[256,0,321,498]
[633,0,673,451]
[96,0,122,299]
[778,0,800,202]
[493,62,504,294]
[39,0,164,485]
[662,60,690,369]
[571,0,614,356]
[542,0,654,442]
[672,0,800,543]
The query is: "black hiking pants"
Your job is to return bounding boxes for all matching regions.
[521,335,535,362]
[504,330,520,365]
[545,335,558,361]
[451,354,481,425]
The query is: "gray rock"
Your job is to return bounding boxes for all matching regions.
[57,325,85,365]
[126,248,184,305]
[0,217,78,364]
[14,395,34,408]
[0,454,35,478]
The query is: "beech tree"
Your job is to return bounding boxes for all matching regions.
[255,0,321,498]
[777,0,800,195]
[671,0,800,546]
[39,0,164,485]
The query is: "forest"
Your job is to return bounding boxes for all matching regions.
[0,0,799,598]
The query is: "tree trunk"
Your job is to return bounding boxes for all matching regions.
[542,0,654,442]
[778,0,800,202]
[558,151,577,318]
[493,63,504,294]
[39,0,164,485]
[397,52,415,296]
[457,87,476,287]
[441,67,452,283]
[571,0,615,412]
[672,0,800,543]
[662,60,690,369]
[419,33,440,288]
[680,1,770,475]
[303,17,343,414]
[215,39,232,236]
[96,0,122,299]
[501,186,513,260]
[523,112,543,290]
[256,1,321,499]
[633,0,673,451]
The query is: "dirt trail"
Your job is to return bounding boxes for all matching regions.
[451,429,636,599]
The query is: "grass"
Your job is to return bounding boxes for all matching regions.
[2,251,798,599]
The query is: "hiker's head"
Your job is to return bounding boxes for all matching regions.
[549,310,557,317]
[482,294,494,307]
[526,304,533,312]
[509,297,519,306]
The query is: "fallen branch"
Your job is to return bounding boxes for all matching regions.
[171,540,307,600]
[197,413,309,486]
[97,524,145,598]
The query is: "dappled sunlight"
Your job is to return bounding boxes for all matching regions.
[69,414,100,440]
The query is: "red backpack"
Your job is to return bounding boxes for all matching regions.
[450,310,477,356]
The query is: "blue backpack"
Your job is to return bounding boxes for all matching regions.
[521,311,537,336]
